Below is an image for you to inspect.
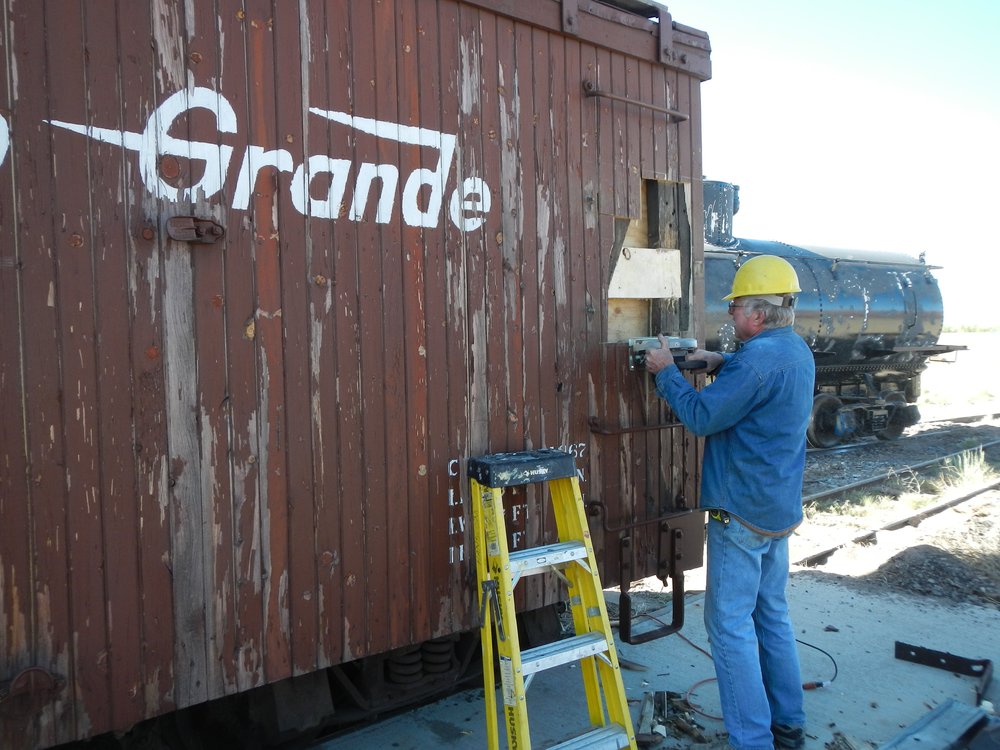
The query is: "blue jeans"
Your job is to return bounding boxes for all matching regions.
[704,516,805,750]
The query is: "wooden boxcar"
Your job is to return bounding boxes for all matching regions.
[0,0,711,745]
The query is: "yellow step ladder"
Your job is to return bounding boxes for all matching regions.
[469,449,637,750]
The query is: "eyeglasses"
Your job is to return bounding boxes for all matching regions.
[727,302,745,314]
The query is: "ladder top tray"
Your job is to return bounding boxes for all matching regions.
[467,449,578,488]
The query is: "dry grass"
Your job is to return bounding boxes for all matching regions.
[805,448,999,520]
[930,447,999,493]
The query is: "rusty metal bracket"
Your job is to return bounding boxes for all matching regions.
[657,8,674,65]
[166,216,226,244]
[0,667,66,717]
[895,641,993,706]
[561,0,579,35]
[617,529,686,645]
[582,80,688,122]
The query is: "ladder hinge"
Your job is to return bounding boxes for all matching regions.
[480,580,506,641]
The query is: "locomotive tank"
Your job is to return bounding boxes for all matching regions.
[703,181,957,447]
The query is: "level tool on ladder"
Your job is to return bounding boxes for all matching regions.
[469,449,637,750]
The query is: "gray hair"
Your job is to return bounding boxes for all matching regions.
[744,297,796,329]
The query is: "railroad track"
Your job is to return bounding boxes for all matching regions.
[796,424,1000,569]
[805,438,1000,505]
[805,411,1000,456]
[796,474,1000,568]
[803,414,1000,494]
[925,410,1000,425]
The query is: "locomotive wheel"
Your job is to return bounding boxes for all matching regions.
[807,394,844,448]
[876,391,908,441]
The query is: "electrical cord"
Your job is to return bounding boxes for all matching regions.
[795,638,839,689]
[639,611,839,721]
[684,677,724,721]
[676,630,713,660]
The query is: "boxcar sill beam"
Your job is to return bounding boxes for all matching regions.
[582,80,689,122]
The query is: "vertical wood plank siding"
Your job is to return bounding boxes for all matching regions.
[0,0,709,745]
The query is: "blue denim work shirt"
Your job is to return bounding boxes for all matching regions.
[654,326,815,535]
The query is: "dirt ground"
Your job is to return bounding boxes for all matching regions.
[797,486,1000,608]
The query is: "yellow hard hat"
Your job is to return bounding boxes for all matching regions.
[723,255,801,300]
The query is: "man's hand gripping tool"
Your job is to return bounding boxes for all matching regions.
[628,336,707,371]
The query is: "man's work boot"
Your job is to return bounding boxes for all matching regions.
[772,724,804,750]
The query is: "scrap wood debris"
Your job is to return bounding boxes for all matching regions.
[635,690,721,748]
[824,731,876,750]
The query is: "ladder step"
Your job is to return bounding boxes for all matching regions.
[521,632,609,676]
[469,450,636,750]
[509,541,589,577]
[546,725,632,749]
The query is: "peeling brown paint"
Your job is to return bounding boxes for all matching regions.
[1,1,709,746]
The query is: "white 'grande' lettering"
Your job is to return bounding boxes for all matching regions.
[46,87,492,231]
[1,117,10,168]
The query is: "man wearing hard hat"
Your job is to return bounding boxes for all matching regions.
[646,255,815,750]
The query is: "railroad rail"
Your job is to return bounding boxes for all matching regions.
[796,437,1000,567]
[804,438,1000,505]
[805,411,1000,456]
[925,411,1000,425]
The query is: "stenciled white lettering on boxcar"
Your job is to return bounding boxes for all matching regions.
[0,117,9,168]
[44,86,492,231]
[443,446,589,564]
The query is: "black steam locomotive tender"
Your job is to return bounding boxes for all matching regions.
[702,181,964,448]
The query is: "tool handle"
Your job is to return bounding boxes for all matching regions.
[675,358,708,371]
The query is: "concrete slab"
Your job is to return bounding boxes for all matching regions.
[313,573,999,749]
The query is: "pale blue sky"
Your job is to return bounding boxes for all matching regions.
[664,0,1000,327]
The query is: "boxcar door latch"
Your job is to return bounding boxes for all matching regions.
[166,216,226,244]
